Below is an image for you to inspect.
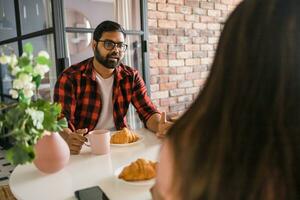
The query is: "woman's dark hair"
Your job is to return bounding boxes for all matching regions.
[168,0,300,199]
[93,20,126,41]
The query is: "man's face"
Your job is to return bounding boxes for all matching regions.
[93,31,126,69]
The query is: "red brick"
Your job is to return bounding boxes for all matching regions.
[158,3,175,12]
[185,29,199,37]
[177,36,191,44]
[186,58,201,65]
[185,14,199,22]
[168,13,184,21]
[178,95,193,102]
[177,21,192,29]
[185,0,200,7]
[160,97,177,106]
[167,0,184,4]
[159,52,176,59]
[186,72,201,80]
[193,37,208,44]
[186,87,200,94]
[193,51,208,58]
[158,35,177,43]
[178,80,193,88]
[148,0,167,2]
[149,35,158,43]
[193,8,207,15]
[207,23,221,30]
[177,66,193,74]
[159,67,170,74]
[200,16,215,22]
[169,59,185,67]
[151,91,169,99]
[177,51,192,59]
[150,59,168,67]
[175,5,192,14]
[193,23,207,30]
[201,44,214,51]
[149,52,158,59]
[168,28,185,36]
[201,57,213,65]
[160,82,177,90]
[170,88,185,97]
[185,44,200,51]
[194,79,207,86]
[151,84,159,92]
[158,75,170,83]
[148,2,157,10]
[150,68,159,75]
[208,10,222,17]
[168,44,185,52]
[148,19,157,27]
[200,2,214,9]
[215,3,228,10]
[148,11,167,19]
[221,0,234,4]
[158,20,176,28]
[208,37,219,44]
[169,74,185,81]
[170,104,186,112]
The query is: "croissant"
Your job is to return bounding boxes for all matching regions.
[110,128,140,144]
[119,158,157,181]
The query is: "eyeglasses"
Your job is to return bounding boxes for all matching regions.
[98,40,128,51]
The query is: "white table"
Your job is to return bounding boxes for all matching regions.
[9,129,161,200]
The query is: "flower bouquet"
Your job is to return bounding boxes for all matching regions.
[0,43,67,165]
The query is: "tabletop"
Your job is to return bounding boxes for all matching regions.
[9,128,161,200]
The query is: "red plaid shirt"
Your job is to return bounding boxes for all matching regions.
[54,57,159,131]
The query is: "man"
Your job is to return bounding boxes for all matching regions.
[54,21,171,154]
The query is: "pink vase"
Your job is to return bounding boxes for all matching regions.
[33,131,70,173]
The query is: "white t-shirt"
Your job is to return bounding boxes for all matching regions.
[94,73,115,130]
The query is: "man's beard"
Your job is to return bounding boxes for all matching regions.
[94,47,121,69]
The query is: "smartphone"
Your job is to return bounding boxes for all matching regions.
[75,186,109,200]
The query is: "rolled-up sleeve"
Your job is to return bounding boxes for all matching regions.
[131,71,159,126]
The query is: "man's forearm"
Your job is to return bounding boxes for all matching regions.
[146,113,161,133]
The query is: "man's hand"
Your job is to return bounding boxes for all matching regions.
[156,112,173,138]
[60,128,88,154]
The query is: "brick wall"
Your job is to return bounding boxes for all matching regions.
[148,0,241,116]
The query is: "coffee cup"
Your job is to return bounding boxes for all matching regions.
[85,129,110,155]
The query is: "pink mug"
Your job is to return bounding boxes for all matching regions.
[85,129,110,155]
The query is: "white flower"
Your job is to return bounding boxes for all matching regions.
[10,54,18,67]
[13,79,23,89]
[34,64,49,78]
[11,66,21,76]
[9,89,18,99]
[18,73,32,83]
[23,88,34,98]
[25,108,44,129]
[38,51,50,59]
[0,55,11,64]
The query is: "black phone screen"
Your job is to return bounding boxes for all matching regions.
[75,186,109,200]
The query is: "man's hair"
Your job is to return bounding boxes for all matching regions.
[167,0,300,199]
[93,20,126,41]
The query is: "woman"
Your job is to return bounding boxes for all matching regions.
[153,0,300,199]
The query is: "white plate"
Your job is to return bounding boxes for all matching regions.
[114,165,155,186]
[110,133,144,147]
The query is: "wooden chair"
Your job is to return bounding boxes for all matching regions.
[0,185,16,200]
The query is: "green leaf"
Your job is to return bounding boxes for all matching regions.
[6,145,35,165]
[36,56,50,66]
[33,75,41,88]
[23,65,33,73]
[18,56,30,66]
[23,43,33,54]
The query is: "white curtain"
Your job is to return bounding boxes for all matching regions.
[114,0,143,130]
